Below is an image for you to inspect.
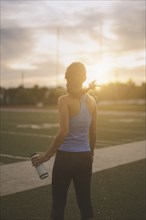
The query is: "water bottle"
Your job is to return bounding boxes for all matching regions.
[31,153,49,179]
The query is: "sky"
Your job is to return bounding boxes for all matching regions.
[1,0,145,88]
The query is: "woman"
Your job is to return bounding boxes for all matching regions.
[32,62,97,220]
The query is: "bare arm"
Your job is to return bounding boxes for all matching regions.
[89,99,97,156]
[32,96,69,167]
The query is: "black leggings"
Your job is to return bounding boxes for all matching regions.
[51,150,94,220]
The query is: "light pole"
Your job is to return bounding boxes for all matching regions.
[56,27,60,87]
[21,72,24,87]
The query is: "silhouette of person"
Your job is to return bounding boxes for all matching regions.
[32,62,97,220]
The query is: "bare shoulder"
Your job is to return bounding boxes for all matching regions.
[86,94,97,115]
[58,94,69,103]
[87,94,96,106]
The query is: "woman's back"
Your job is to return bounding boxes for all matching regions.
[67,93,95,117]
[59,94,95,152]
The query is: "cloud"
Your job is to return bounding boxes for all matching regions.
[74,1,145,53]
[1,1,145,87]
[1,1,53,28]
[1,61,65,88]
[1,27,35,63]
[108,1,145,52]
[1,0,83,29]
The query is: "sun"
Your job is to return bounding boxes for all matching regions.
[85,56,115,86]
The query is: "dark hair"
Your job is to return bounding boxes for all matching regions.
[65,62,97,98]
[65,62,86,83]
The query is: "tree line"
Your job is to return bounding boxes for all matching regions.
[0,80,145,106]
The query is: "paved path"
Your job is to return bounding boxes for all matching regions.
[0,141,145,197]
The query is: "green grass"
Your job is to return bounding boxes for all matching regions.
[2,102,145,112]
[98,104,145,112]
[0,109,145,164]
[1,159,145,220]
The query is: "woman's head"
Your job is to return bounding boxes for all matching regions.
[65,62,97,98]
[65,62,86,84]
[65,62,87,97]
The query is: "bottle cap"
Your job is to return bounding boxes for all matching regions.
[40,173,49,179]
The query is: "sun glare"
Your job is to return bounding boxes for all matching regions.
[86,57,115,86]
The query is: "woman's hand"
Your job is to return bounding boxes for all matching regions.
[31,153,49,167]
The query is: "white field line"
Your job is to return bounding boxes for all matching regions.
[0,154,30,160]
[97,140,122,144]
[99,111,145,116]
[99,128,144,134]
[1,131,130,145]
[0,141,145,197]
[1,126,143,141]
[0,108,57,113]
[0,131,55,138]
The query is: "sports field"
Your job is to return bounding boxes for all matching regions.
[0,107,146,220]
[0,108,145,165]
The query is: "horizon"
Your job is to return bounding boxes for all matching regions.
[1,79,145,90]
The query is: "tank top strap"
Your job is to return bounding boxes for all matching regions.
[80,94,88,105]
[80,94,89,113]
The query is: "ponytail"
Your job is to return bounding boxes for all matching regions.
[82,80,97,94]
[69,80,98,98]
